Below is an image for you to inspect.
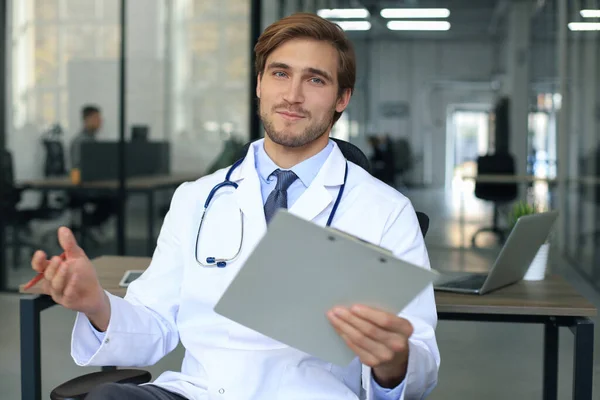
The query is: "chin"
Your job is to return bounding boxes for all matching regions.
[267,132,303,148]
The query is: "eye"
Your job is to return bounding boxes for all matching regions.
[310,77,324,85]
[273,71,287,78]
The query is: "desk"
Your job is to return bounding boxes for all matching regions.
[436,276,596,400]
[20,257,596,400]
[461,174,557,185]
[19,256,149,400]
[18,174,200,255]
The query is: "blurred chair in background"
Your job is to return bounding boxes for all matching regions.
[1,149,61,267]
[471,153,518,247]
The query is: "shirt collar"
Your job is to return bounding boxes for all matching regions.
[254,139,334,188]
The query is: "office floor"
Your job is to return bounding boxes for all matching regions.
[2,186,599,399]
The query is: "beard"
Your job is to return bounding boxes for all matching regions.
[258,100,336,148]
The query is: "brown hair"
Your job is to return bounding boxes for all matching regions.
[254,13,356,124]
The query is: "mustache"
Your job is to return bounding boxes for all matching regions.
[272,104,310,117]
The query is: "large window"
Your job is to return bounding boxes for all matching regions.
[12,0,120,133]
[11,0,252,176]
[171,0,250,172]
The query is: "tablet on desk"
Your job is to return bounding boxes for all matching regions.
[119,270,144,288]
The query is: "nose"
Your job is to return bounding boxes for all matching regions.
[282,78,304,104]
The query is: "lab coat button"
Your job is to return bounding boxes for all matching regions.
[219,388,225,394]
[104,338,110,344]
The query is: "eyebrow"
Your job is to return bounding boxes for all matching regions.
[267,62,333,83]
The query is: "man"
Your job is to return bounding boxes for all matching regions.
[31,13,439,400]
[70,105,103,170]
[69,105,116,234]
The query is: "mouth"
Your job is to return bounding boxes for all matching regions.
[276,111,306,121]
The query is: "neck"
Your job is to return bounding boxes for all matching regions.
[263,133,330,169]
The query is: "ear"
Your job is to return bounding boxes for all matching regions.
[256,73,262,99]
[335,88,352,113]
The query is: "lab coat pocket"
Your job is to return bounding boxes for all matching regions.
[277,358,359,400]
[178,256,233,348]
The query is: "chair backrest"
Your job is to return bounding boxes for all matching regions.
[42,139,67,177]
[1,149,20,210]
[416,211,429,238]
[237,138,429,237]
[330,138,371,173]
[474,153,518,202]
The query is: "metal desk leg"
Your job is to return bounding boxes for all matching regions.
[570,317,594,400]
[147,190,155,256]
[20,295,56,400]
[543,320,559,400]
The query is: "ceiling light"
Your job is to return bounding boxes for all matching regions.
[387,21,451,31]
[317,8,369,19]
[380,8,450,19]
[334,20,371,31]
[580,9,600,18]
[568,22,600,31]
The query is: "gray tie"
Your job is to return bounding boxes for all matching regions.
[264,169,298,224]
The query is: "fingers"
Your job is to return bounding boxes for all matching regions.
[341,332,384,367]
[31,250,49,273]
[331,307,391,343]
[41,261,71,302]
[43,256,63,282]
[349,305,414,337]
[51,262,70,293]
[58,227,85,258]
[328,309,398,366]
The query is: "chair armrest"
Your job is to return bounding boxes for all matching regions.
[50,369,151,400]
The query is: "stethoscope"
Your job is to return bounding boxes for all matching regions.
[195,156,349,268]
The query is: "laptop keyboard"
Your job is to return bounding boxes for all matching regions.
[441,274,488,290]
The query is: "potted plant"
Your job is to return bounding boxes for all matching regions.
[507,200,550,281]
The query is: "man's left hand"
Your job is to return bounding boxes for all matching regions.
[327,305,413,388]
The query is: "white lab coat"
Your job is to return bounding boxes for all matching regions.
[71,140,440,400]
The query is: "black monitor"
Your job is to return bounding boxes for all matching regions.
[79,141,170,182]
[131,125,149,142]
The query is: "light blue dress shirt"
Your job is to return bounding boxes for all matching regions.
[91,139,405,398]
[254,140,334,208]
[255,140,406,399]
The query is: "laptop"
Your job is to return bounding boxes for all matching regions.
[434,211,558,295]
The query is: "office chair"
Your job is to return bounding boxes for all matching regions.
[471,153,518,247]
[49,138,430,400]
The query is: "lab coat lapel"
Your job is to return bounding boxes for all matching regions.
[289,142,347,224]
[229,143,267,235]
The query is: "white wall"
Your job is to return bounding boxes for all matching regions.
[350,39,499,186]
[349,37,557,187]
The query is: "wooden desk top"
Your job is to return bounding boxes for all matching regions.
[20,256,597,318]
[461,174,557,184]
[435,275,597,317]
[19,256,151,298]
[19,173,201,191]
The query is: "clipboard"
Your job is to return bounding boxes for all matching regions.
[213,210,437,366]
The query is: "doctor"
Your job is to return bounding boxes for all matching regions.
[30,12,439,400]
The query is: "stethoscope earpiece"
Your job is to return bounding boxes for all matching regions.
[205,257,228,268]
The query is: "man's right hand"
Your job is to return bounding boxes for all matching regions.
[31,227,111,331]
